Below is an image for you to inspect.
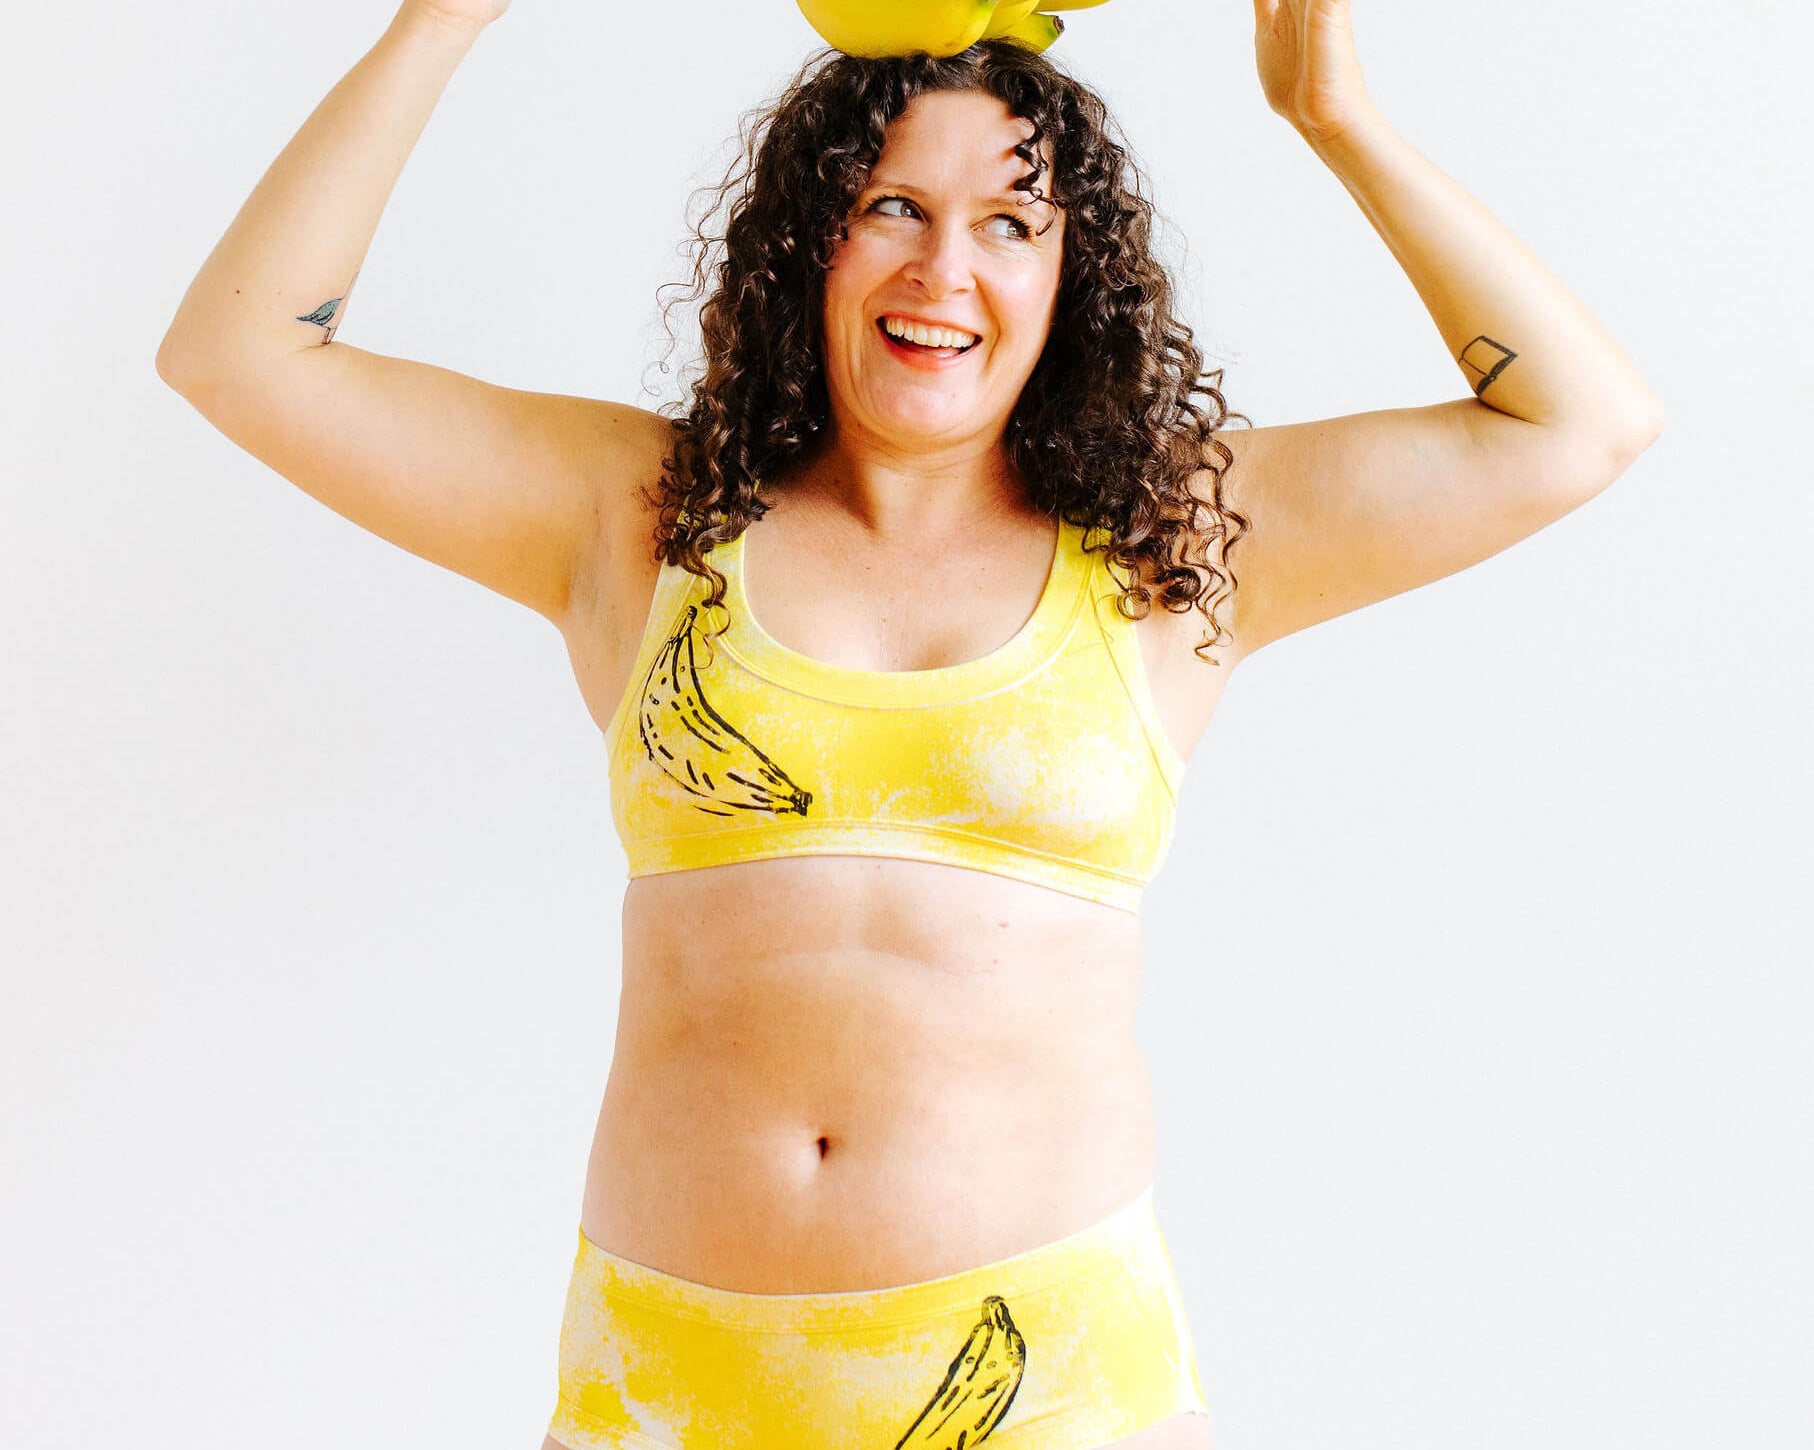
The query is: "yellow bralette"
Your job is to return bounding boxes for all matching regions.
[602,516,1184,913]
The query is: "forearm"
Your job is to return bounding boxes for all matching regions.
[155,4,482,381]
[1304,106,1665,445]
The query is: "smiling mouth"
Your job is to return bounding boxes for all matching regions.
[876,317,979,354]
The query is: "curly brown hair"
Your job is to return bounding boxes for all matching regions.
[638,38,1253,667]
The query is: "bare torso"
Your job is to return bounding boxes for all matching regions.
[555,444,1243,1293]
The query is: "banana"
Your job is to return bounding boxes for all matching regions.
[893,1295,1026,1449]
[986,9,1061,51]
[794,0,1113,57]
[795,0,997,58]
[980,0,1040,37]
[635,604,813,819]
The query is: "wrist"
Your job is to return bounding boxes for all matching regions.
[1298,105,1399,192]
[394,2,490,47]
[1296,99,1389,159]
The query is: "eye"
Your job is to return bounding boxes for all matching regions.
[864,195,1033,240]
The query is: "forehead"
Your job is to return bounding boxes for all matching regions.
[866,89,1054,198]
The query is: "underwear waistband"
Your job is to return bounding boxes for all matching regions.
[569,1180,1161,1332]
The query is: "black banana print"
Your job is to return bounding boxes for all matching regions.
[636,604,812,818]
[894,1296,1026,1449]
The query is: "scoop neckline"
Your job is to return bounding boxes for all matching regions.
[710,513,1090,708]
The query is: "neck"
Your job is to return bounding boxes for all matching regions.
[776,431,1039,544]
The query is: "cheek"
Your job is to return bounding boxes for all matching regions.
[1002,278,1062,348]
[818,279,861,364]
[824,236,889,306]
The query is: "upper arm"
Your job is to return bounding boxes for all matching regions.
[1212,398,1662,656]
[160,341,674,625]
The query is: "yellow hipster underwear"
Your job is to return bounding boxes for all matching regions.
[547,1182,1211,1449]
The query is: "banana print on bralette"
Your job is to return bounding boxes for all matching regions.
[894,1296,1027,1449]
[636,603,814,818]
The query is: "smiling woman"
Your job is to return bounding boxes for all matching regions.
[519,35,1240,1450]
[152,0,1668,1441]
[817,92,1069,443]
[534,37,1240,1450]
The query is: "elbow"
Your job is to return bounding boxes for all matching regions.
[1582,409,1665,477]
[1548,407,1664,504]
[154,335,202,393]
[1620,397,1668,454]
[154,328,233,394]
[1594,410,1664,495]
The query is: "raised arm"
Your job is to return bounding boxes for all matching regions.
[155,1,669,626]
[1217,1,1665,657]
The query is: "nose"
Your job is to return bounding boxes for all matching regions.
[901,220,976,300]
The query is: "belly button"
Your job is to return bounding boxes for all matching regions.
[816,1134,832,1159]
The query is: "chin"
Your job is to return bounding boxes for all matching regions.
[848,391,963,430]
[874,410,979,443]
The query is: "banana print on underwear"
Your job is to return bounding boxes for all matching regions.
[635,603,813,819]
[894,1296,1027,1450]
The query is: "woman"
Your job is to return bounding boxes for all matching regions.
[155,1,1665,1446]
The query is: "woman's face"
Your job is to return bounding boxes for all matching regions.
[820,89,1066,455]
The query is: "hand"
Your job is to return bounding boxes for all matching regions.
[404,0,513,37]
[1252,0,1372,143]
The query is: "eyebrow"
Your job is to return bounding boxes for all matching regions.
[863,177,1040,206]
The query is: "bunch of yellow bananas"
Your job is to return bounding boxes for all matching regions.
[794,0,1111,58]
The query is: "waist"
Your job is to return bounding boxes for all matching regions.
[587,884,1151,1290]
[582,1054,1158,1293]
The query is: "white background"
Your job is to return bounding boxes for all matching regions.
[5,1,1809,1446]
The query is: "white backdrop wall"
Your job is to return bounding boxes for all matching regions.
[5,1,1808,1447]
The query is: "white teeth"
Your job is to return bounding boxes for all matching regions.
[881,316,979,349]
